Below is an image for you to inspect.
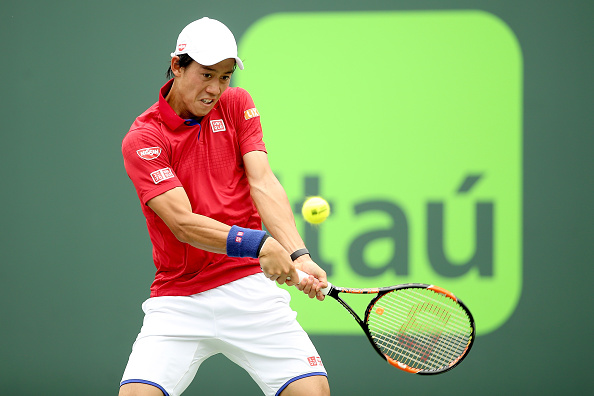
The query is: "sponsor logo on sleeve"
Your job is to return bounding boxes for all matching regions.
[150,168,175,184]
[244,108,260,120]
[137,147,162,160]
[210,119,226,133]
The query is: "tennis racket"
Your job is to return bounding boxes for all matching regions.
[296,269,475,375]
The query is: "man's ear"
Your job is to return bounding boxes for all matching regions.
[171,56,182,77]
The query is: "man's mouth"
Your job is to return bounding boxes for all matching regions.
[201,99,214,105]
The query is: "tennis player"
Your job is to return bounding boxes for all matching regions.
[118,17,330,396]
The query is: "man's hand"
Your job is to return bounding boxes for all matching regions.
[258,237,299,285]
[292,255,328,301]
[258,239,327,301]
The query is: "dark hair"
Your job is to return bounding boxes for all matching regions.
[166,54,194,79]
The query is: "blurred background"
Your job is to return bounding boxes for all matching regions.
[0,1,592,395]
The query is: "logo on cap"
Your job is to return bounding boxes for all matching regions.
[137,147,162,160]
[178,43,187,52]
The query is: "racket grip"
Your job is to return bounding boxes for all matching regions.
[295,269,332,295]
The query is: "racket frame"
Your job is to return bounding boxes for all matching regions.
[327,283,476,375]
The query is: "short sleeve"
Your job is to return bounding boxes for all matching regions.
[122,128,183,205]
[231,88,267,156]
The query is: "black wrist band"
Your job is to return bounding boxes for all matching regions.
[256,234,270,257]
[290,248,310,261]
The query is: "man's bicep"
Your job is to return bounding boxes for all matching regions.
[243,150,273,184]
[147,187,192,226]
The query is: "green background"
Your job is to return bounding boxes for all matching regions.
[236,10,522,336]
[1,1,591,395]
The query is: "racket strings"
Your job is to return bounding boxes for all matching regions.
[375,297,468,369]
[372,307,464,369]
[367,288,472,372]
[371,293,470,370]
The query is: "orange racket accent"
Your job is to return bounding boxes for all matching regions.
[341,287,381,294]
[427,285,457,301]
[375,307,384,315]
[386,357,421,373]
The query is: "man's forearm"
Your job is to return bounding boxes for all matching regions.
[250,177,305,255]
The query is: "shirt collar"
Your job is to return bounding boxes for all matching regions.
[158,79,187,130]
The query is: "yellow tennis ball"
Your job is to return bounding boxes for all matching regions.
[302,196,330,224]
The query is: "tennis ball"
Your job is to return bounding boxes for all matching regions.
[302,196,330,224]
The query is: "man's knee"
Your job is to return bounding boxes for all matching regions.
[280,374,330,396]
[119,382,165,396]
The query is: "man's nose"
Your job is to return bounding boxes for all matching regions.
[205,80,221,95]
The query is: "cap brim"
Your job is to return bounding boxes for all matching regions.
[185,52,244,70]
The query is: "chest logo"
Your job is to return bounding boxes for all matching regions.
[210,119,226,133]
[136,147,162,160]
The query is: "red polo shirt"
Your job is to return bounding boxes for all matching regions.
[122,79,266,296]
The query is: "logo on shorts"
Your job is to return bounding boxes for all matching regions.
[210,119,226,133]
[244,108,260,120]
[136,147,162,160]
[150,168,174,184]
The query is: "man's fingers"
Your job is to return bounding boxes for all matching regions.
[263,269,295,285]
[284,267,299,286]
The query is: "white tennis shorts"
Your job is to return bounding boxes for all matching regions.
[120,273,327,396]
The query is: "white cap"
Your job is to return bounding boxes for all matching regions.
[171,17,244,70]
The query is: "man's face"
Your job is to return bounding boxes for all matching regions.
[172,57,235,118]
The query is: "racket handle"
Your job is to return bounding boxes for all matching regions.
[295,269,332,295]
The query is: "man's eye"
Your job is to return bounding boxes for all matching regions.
[203,74,212,78]
[222,76,230,81]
